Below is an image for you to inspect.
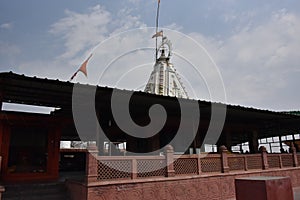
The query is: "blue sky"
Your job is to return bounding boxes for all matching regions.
[1,0,300,111]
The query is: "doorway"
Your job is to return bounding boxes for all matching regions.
[2,125,60,182]
[8,127,48,174]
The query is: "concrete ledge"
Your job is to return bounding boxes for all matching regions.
[87,167,300,187]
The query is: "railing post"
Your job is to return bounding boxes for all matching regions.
[86,142,99,183]
[197,154,202,175]
[165,145,175,177]
[290,143,299,167]
[131,158,138,179]
[279,155,283,168]
[259,146,269,170]
[243,156,248,171]
[219,145,229,173]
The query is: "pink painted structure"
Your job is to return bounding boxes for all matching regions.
[66,144,300,200]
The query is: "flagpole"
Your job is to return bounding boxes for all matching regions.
[70,70,79,81]
[155,0,160,61]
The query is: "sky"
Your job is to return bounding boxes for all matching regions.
[0,0,300,111]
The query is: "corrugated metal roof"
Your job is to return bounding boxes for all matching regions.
[0,71,295,116]
[0,71,299,144]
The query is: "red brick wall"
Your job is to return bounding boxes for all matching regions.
[66,180,87,200]
[68,167,300,200]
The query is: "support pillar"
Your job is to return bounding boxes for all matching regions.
[225,130,232,152]
[150,134,160,153]
[249,131,259,153]
[200,144,205,153]
[0,123,3,158]
[191,118,198,154]
[292,134,296,144]
[96,123,106,156]
[240,144,243,153]
[126,138,138,155]
[269,143,273,153]
[279,136,284,153]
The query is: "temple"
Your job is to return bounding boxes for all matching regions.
[144,36,188,98]
[0,72,300,199]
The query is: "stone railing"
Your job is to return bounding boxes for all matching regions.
[84,144,300,184]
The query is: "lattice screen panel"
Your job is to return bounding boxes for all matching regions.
[228,157,245,171]
[267,155,280,168]
[137,159,166,178]
[281,155,293,167]
[200,157,222,173]
[174,158,198,175]
[97,160,132,180]
[246,156,262,170]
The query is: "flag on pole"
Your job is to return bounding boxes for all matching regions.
[70,54,93,81]
[152,30,163,38]
[78,53,92,76]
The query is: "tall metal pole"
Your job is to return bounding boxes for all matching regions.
[155,0,160,61]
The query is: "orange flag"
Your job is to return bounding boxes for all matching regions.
[152,30,163,38]
[70,54,92,81]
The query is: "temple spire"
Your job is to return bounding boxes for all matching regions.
[144,0,188,98]
[144,36,188,99]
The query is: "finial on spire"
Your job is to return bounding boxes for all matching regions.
[155,0,161,61]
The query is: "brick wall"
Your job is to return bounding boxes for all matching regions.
[66,145,300,200]
[79,167,300,200]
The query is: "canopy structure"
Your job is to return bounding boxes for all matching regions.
[0,72,299,152]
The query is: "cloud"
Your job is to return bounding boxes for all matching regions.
[127,0,141,5]
[10,4,299,111]
[0,41,20,56]
[203,9,300,110]
[0,41,21,69]
[169,9,300,110]
[46,3,151,86]
[109,7,145,35]
[16,59,71,81]
[0,22,13,30]
[49,4,146,60]
[10,4,149,83]
[49,5,111,59]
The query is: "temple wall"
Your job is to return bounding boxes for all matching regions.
[66,180,87,200]
[68,167,300,200]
